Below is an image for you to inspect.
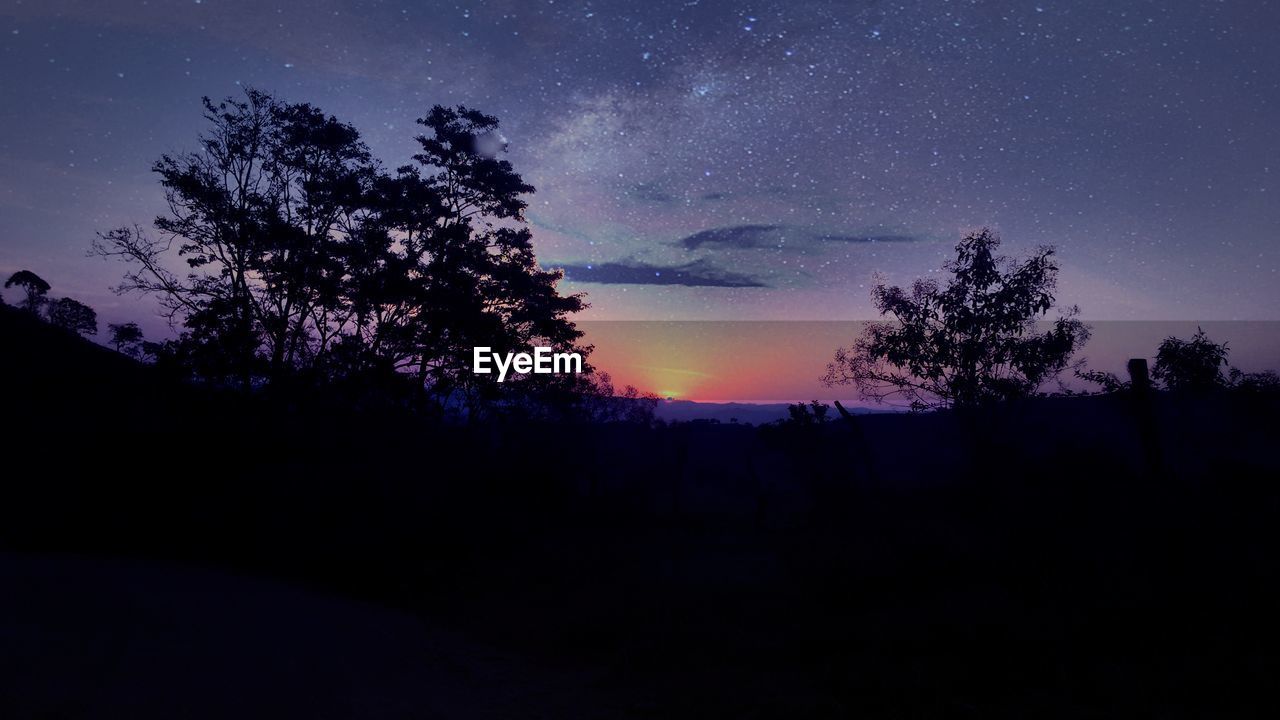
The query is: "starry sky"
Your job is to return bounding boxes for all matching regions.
[2,0,1278,334]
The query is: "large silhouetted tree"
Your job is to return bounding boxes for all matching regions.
[94,90,376,387]
[94,89,587,409]
[823,229,1089,410]
[5,270,51,313]
[401,106,586,404]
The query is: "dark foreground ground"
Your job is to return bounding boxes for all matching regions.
[1,551,613,719]
[3,305,1279,717]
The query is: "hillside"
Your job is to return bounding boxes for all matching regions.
[4,304,1280,717]
[654,398,886,425]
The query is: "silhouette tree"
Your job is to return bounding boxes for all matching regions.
[93,89,589,409]
[334,105,589,410]
[5,270,51,313]
[93,90,377,387]
[1228,368,1280,393]
[823,229,1088,410]
[566,372,660,424]
[1078,329,1279,395]
[46,297,98,336]
[1152,327,1229,390]
[399,105,587,406]
[108,322,145,356]
[784,401,832,427]
[1075,367,1130,393]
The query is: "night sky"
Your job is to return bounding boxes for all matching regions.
[2,0,1278,333]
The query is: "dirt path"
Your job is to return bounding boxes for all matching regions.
[0,552,614,719]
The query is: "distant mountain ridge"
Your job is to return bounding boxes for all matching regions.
[653,399,884,425]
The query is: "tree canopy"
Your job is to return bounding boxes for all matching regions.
[108,322,145,356]
[46,297,98,337]
[1152,327,1230,390]
[823,229,1089,410]
[5,270,51,313]
[94,89,589,414]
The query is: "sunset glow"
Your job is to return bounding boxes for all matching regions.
[582,321,1280,404]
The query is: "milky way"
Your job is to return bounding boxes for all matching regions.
[1,0,1277,329]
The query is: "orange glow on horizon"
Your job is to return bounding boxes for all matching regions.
[576,321,1280,405]
[580,321,850,403]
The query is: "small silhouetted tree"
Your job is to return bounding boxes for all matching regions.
[823,229,1089,410]
[572,372,660,424]
[1152,328,1229,390]
[108,322,145,356]
[1228,368,1280,393]
[1079,329,1279,395]
[46,297,98,336]
[5,270,51,313]
[784,401,831,427]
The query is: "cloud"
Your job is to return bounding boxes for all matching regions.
[558,259,767,287]
[695,186,790,203]
[814,233,922,244]
[676,224,923,250]
[629,182,679,204]
[677,225,784,249]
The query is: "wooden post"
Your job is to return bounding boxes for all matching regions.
[1127,358,1163,477]
[1127,358,1152,395]
[834,400,879,484]
[671,434,687,519]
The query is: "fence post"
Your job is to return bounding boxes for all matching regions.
[834,400,879,484]
[1128,358,1152,395]
[1127,358,1163,477]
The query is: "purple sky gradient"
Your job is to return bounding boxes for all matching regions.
[2,1,1278,345]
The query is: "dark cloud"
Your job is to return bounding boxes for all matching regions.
[558,259,767,288]
[676,225,923,250]
[815,234,922,244]
[694,186,792,204]
[677,225,784,250]
[629,183,679,204]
